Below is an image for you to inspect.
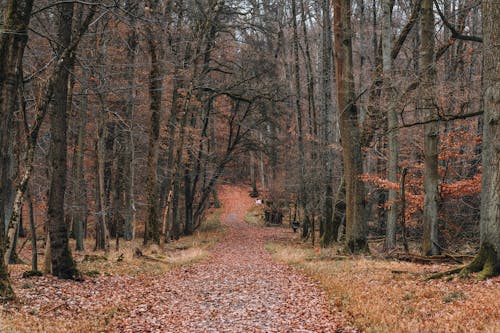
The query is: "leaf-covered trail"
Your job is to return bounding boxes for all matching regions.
[112,185,355,332]
[1,185,355,332]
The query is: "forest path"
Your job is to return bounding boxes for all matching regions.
[113,185,355,332]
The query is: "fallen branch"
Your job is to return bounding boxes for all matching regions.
[390,252,473,265]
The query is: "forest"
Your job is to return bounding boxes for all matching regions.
[0,0,498,331]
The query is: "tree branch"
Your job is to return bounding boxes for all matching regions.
[399,110,483,128]
[433,0,483,43]
[391,0,422,60]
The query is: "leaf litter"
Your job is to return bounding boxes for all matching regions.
[1,185,356,332]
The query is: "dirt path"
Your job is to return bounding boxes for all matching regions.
[112,186,355,332]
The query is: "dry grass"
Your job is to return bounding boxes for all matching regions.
[0,208,225,332]
[244,205,265,226]
[267,241,500,333]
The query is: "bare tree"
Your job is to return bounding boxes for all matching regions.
[46,1,79,279]
[0,0,34,299]
[420,0,440,256]
[333,0,368,253]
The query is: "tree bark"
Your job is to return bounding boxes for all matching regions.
[420,0,440,256]
[319,0,336,247]
[122,0,138,241]
[0,0,34,299]
[291,0,310,239]
[383,0,398,250]
[73,89,87,251]
[465,0,499,278]
[333,0,369,253]
[27,187,38,272]
[143,0,164,245]
[46,1,78,279]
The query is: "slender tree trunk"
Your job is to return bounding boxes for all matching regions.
[250,151,259,197]
[333,0,369,253]
[122,0,138,241]
[143,0,164,245]
[95,99,110,251]
[0,0,34,299]
[383,0,398,250]
[299,0,318,138]
[259,132,266,190]
[320,0,336,247]
[27,187,38,272]
[420,0,440,256]
[291,0,310,239]
[46,2,78,279]
[73,89,87,251]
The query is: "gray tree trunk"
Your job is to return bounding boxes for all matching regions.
[467,0,499,278]
[291,0,310,239]
[333,0,368,253]
[383,0,398,250]
[122,0,138,241]
[46,2,78,279]
[319,0,337,247]
[420,0,440,256]
[0,0,34,299]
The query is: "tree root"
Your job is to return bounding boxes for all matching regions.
[427,243,499,281]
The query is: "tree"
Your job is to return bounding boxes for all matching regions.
[333,0,368,253]
[0,0,34,299]
[464,0,499,278]
[320,0,338,247]
[46,1,79,279]
[143,0,164,245]
[420,0,440,256]
[291,0,310,239]
[382,0,398,250]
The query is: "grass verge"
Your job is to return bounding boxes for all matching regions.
[0,208,225,332]
[266,241,500,333]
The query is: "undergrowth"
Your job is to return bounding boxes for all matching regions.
[266,241,500,333]
[244,205,264,226]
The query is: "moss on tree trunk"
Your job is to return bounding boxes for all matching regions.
[461,243,499,280]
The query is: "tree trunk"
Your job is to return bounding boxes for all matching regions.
[46,2,78,279]
[73,89,87,251]
[250,151,259,197]
[184,168,194,235]
[291,0,310,239]
[122,0,138,241]
[27,187,38,272]
[0,0,34,300]
[465,0,499,278]
[95,104,110,251]
[420,0,440,256]
[383,0,398,250]
[333,0,368,253]
[143,17,163,245]
[322,176,345,246]
[319,0,336,247]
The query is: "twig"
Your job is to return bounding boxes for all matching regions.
[41,303,67,315]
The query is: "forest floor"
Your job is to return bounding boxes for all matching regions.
[1,185,499,332]
[0,185,356,332]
